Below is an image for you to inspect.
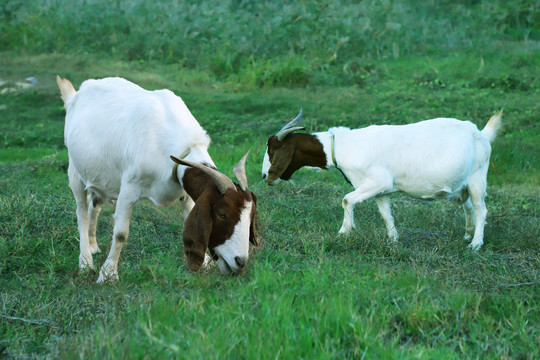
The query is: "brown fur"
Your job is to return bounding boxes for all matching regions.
[248,192,258,246]
[181,168,257,271]
[266,133,327,183]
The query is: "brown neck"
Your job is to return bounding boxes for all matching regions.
[291,133,328,169]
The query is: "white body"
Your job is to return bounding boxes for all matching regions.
[65,78,214,207]
[62,77,250,282]
[262,115,501,250]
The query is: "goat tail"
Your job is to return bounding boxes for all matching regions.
[56,75,76,109]
[481,110,503,143]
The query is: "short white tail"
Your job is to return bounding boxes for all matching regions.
[481,110,503,143]
[56,75,76,109]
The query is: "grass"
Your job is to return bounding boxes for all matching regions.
[1,51,538,359]
[1,1,540,357]
[2,1,539,87]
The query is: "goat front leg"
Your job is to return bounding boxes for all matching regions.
[375,195,399,242]
[339,193,356,234]
[338,177,391,234]
[97,184,139,283]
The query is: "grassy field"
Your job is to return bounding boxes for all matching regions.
[1,1,540,359]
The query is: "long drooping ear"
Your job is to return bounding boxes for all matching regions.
[182,192,213,272]
[267,142,295,183]
[249,191,259,246]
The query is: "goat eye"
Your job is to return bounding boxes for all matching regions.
[217,212,226,220]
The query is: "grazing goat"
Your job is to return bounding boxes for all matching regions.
[262,109,502,250]
[57,76,257,282]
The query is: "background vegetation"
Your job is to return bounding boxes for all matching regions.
[2,0,540,87]
[1,0,539,358]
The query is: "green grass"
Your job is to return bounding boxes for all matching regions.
[2,1,539,87]
[1,2,540,357]
[1,51,538,359]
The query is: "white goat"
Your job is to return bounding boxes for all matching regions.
[57,76,257,283]
[262,109,502,250]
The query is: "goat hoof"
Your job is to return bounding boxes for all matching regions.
[338,227,353,235]
[467,242,483,251]
[79,263,95,271]
[97,261,119,283]
[97,271,119,284]
[79,256,95,271]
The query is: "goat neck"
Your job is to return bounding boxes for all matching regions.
[313,131,341,168]
[285,133,328,169]
[173,148,215,190]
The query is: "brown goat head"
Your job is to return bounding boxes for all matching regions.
[171,152,257,275]
[262,110,327,184]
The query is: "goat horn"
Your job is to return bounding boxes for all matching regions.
[233,150,250,191]
[276,108,305,141]
[170,156,236,195]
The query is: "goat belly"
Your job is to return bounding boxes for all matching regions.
[394,182,469,202]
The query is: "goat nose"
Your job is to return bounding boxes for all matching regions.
[235,256,247,269]
[262,173,267,181]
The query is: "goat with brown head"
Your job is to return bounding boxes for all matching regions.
[58,76,259,283]
[171,152,258,275]
[262,108,503,251]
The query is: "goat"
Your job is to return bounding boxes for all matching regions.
[262,109,502,250]
[57,76,257,282]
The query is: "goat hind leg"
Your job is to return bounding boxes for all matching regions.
[462,197,475,241]
[68,164,94,270]
[467,176,488,251]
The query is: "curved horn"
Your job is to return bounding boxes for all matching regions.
[276,108,305,141]
[233,151,250,191]
[170,156,236,195]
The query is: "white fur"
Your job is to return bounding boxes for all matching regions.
[261,148,283,186]
[263,115,501,250]
[61,77,246,282]
[261,147,271,179]
[213,202,253,274]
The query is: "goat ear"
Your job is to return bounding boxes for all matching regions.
[267,143,295,183]
[182,193,212,272]
[249,191,259,246]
